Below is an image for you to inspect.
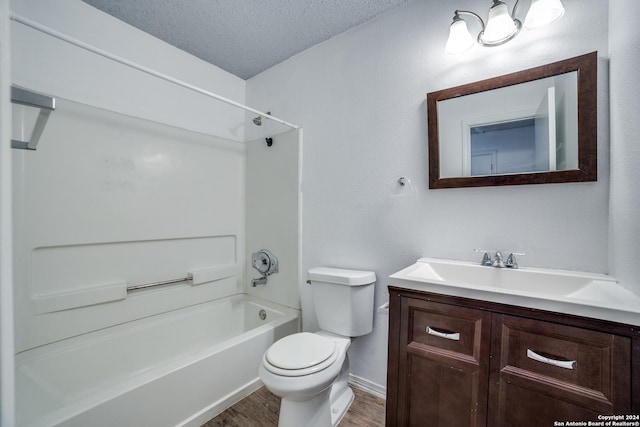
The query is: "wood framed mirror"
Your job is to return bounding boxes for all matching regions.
[427,52,597,189]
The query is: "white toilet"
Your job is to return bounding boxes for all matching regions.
[258,267,376,427]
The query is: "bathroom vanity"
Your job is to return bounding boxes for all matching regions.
[386,258,640,426]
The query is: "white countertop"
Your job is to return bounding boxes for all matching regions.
[389,258,640,327]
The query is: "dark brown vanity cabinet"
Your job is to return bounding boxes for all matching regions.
[386,287,639,427]
[488,314,631,426]
[391,297,491,426]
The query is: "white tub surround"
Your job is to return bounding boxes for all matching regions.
[246,129,302,310]
[5,3,308,426]
[13,97,247,352]
[11,94,303,427]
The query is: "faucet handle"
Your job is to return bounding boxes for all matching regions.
[506,252,526,269]
[474,249,492,266]
[492,251,505,268]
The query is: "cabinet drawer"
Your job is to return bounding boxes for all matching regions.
[407,298,488,361]
[493,314,631,401]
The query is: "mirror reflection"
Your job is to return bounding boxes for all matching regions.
[439,72,577,178]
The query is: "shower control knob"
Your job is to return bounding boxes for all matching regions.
[251,249,279,276]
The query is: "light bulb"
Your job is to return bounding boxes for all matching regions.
[524,0,565,29]
[480,1,519,45]
[446,17,475,54]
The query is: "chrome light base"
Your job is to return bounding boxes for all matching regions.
[478,19,522,47]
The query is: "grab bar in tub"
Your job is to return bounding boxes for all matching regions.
[126,277,190,291]
[126,265,237,291]
[33,266,237,313]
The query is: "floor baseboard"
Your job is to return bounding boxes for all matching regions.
[348,373,386,400]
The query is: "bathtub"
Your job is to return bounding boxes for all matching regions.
[15,294,299,427]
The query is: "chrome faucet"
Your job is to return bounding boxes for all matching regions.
[475,249,525,268]
[505,252,526,269]
[251,276,268,287]
[474,249,493,266]
[492,251,505,268]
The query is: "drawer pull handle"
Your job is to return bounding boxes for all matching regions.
[527,349,576,370]
[427,326,460,341]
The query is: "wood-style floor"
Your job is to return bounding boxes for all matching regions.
[201,386,385,427]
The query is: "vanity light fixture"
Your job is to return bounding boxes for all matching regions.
[445,0,565,55]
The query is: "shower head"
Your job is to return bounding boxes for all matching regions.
[252,111,271,126]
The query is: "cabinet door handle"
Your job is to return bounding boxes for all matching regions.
[426,326,460,341]
[527,349,576,370]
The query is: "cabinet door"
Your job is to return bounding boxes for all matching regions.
[396,297,491,427]
[488,314,632,426]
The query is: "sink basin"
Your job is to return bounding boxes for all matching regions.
[390,258,640,326]
[399,258,606,296]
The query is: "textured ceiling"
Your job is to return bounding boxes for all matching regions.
[81,0,412,79]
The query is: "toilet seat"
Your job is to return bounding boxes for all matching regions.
[263,332,339,377]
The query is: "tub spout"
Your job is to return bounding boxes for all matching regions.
[252,276,268,287]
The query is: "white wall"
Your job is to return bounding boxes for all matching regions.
[247,0,611,391]
[608,0,640,294]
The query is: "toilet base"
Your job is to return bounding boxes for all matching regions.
[278,387,331,427]
[277,385,355,427]
[328,352,354,426]
[276,353,354,427]
[329,384,354,426]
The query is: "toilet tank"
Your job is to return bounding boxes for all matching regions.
[307,267,376,337]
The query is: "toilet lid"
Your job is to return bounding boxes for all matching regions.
[266,332,336,370]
